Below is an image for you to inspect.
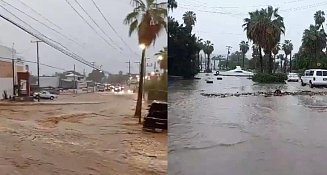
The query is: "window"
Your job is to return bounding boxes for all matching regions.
[316,71,322,76]
[309,71,314,76]
[323,71,327,76]
[305,71,310,76]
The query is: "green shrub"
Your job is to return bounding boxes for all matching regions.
[252,73,287,83]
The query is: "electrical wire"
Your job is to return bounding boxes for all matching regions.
[0,7,105,72]
[65,0,118,52]
[15,0,63,30]
[89,0,139,57]
[73,0,123,52]
[0,56,67,71]
[1,0,84,48]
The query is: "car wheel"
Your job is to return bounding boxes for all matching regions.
[309,81,314,88]
[50,96,54,100]
[301,80,306,86]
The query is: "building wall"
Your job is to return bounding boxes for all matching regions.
[39,76,60,88]
[0,78,13,99]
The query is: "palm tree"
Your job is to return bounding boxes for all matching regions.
[239,41,249,69]
[195,37,204,71]
[203,40,214,72]
[277,54,284,72]
[168,0,177,11]
[124,0,167,122]
[272,42,280,73]
[302,25,327,68]
[314,10,325,29]
[282,40,293,72]
[155,47,167,73]
[182,11,196,32]
[243,6,285,74]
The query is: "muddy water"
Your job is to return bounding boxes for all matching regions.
[169,73,327,175]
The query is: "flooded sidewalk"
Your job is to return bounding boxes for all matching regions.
[0,92,167,175]
[169,74,327,175]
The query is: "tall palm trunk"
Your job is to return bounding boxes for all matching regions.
[284,55,287,73]
[242,53,245,69]
[289,51,292,73]
[280,59,283,72]
[207,54,210,71]
[259,46,263,73]
[200,55,203,71]
[267,51,273,74]
[135,48,146,123]
[213,59,216,70]
[273,55,276,73]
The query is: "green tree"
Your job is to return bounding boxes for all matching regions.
[155,47,168,73]
[124,0,167,122]
[314,10,325,29]
[277,54,285,72]
[243,6,285,74]
[195,37,204,71]
[272,42,280,72]
[282,40,293,72]
[87,69,105,83]
[182,11,196,33]
[168,0,177,11]
[302,25,327,68]
[168,17,198,78]
[203,40,214,72]
[239,41,249,68]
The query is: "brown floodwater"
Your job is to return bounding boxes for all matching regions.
[169,73,327,175]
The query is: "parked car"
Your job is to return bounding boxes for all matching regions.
[33,91,58,100]
[301,69,327,88]
[41,87,60,95]
[97,85,105,92]
[287,73,299,82]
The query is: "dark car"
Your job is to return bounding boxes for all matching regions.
[143,101,168,131]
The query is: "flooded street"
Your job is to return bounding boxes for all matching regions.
[169,73,327,175]
[0,92,167,175]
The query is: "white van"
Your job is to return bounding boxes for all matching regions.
[301,69,327,88]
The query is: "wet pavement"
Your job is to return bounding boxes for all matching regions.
[169,73,327,175]
[0,92,167,175]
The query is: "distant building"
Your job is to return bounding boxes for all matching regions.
[39,76,60,88]
[0,45,27,99]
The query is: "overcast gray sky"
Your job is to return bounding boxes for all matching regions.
[172,0,326,59]
[0,0,166,75]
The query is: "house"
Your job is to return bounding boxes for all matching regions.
[0,45,27,99]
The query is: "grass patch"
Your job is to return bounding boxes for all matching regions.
[252,73,287,83]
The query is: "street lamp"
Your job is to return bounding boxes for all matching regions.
[139,44,146,50]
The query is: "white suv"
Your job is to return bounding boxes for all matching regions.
[301,69,327,88]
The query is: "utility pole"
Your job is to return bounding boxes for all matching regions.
[125,60,131,76]
[226,46,232,70]
[31,40,42,89]
[11,43,15,97]
[74,64,76,93]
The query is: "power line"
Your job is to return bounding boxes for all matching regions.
[64,0,118,52]
[73,0,123,52]
[0,6,103,72]
[1,0,84,48]
[89,0,139,56]
[15,0,63,30]
[0,56,66,71]
[0,3,74,53]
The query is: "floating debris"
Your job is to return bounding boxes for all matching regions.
[200,90,327,98]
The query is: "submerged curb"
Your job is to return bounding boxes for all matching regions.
[200,90,327,98]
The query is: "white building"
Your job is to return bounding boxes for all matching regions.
[0,45,26,99]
